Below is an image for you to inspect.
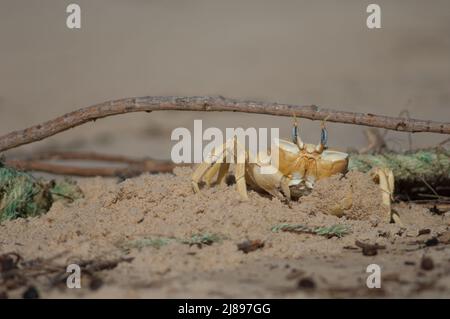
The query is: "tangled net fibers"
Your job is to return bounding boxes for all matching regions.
[349,149,450,182]
[0,161,83,221]
[349,149,450,197]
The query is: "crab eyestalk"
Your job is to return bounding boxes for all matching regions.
[291,115,304,150]
[315,121,328,153]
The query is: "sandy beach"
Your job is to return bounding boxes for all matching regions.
[0,0,449,298]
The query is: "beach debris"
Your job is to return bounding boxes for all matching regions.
[349,150,450,183]
[421,256,434,271]
[5,151,176,178]
[271,223,350,238]
[355,240,386,256]
[349,149,450,201]
[417,229,431,236]
[124,237,173,250]
[0,251,132,296]
[297,277,316,290]
[425,237,439,247]
[22,286,39,299]
[0,252,20,274]
[0,162,83,221]
[123,233,224,250]
[437,230,450,244]
[182,233,223,247]
[1,96,447,157]
[237,239,265,253]
[88,276,103,291]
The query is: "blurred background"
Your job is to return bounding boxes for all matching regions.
[1,0,449,160]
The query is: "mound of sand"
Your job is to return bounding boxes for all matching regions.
[301,171,388,222]
[0,167,448,298]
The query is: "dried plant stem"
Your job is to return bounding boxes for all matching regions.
[30,151,143,164]
[5,157,176,177]
[0,96,449,153]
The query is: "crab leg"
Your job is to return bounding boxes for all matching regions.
[370,167,402,225]
[280,176,291,199]
[216,163,230,184]
[202,163,222,186]
[192,162,214,193]
[191,140,231,193]
[235,163,248,200]
[235,137,249,200]
[192,137,247,196]
[201,159,232,186]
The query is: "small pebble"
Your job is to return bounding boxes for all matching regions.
[421,257,434,271]
[237,240,264,254]
[22,286,39,299]
[362,247,378,256]
[425,237,439,247]
[89,276,103,291]
[418,229,431,236]
[297,278,316,290]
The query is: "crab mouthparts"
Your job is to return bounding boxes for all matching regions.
[288,173,303,186]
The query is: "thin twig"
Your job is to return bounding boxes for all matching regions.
[29,151,143,164]
[358,128,387,154]
[0,95,449,153]
[398,110,413,151]
[5,158,176,177]
[417,176,442,199]
[439,137,450,146]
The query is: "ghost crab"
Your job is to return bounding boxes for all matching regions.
[192,117,399,223]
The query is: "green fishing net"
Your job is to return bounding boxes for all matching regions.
[349,149,450,183]
[0,161,83,222]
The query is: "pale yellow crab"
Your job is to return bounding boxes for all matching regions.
[192,118,398,223]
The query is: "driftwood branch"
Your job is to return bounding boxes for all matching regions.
[5,151,176,177]
[26,151,145,165]
[1,95,449,153]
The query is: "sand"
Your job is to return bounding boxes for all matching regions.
[1,1,450,298]
[0,167,449,298]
